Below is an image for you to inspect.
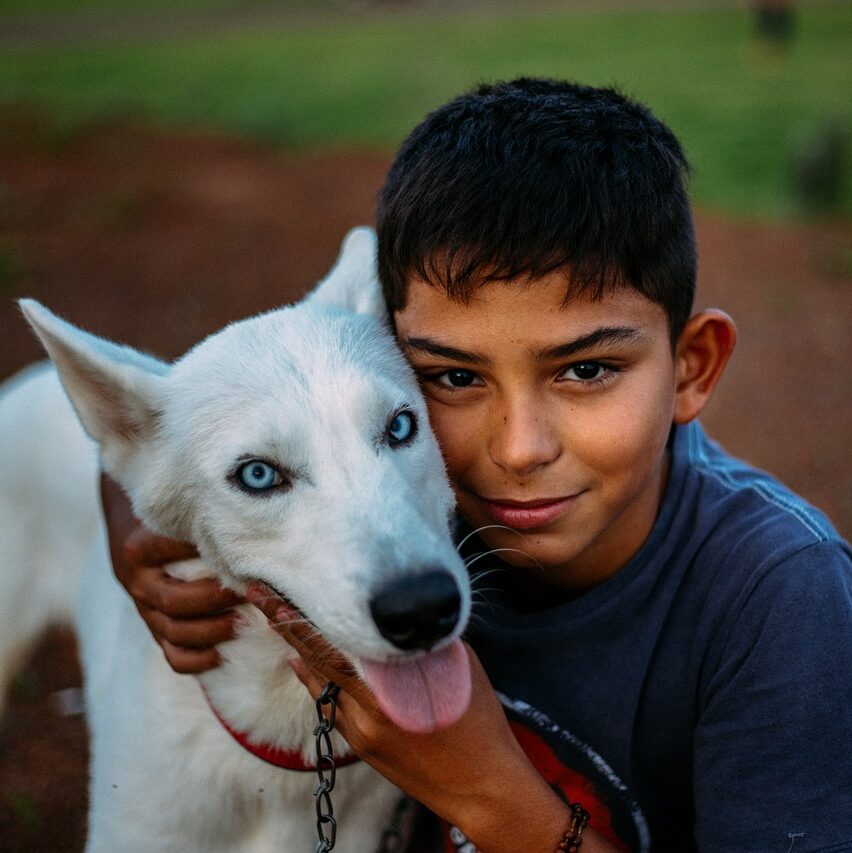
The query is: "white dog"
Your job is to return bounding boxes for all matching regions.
[0,227,472,852]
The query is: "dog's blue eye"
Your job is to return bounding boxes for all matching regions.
[387,411,416,447]
[236,461,284,492]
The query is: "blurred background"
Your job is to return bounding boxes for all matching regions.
[0,0,850,848]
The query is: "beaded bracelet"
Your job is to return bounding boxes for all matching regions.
[556,802,590,852]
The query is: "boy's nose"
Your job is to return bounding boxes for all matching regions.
[489,403,561,477]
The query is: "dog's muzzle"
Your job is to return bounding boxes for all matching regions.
[369,569,462,651]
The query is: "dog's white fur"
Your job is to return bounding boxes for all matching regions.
[0,227,470,851]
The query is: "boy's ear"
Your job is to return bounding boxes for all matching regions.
[673,309,737,424]
[304,226,389,323]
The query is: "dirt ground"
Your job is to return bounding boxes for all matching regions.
[0,110,849,851]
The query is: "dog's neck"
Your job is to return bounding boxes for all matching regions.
[196,603,355,765]
[159,559,357,764]
[200,683,359,771]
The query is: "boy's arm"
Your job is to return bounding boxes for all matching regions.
[692,539,852,851]
[248,583,618,853]
[100,473,243,673]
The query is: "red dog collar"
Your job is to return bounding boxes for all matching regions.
[202,687,360,772]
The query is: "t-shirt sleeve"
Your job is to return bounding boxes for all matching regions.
[692,539,852,853]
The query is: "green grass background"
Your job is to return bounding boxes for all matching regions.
[0,0,255,13]
[1,2,850,216]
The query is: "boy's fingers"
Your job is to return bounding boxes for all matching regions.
[271,616,352,673]
[134,571,243,618]
[289,656,322,694]
[256,598,359,680]
[245,580,285,619]
[246,582,324,649]
[276,623,376,706]
[160,640,221,675]
[124,528,199,568]
[246,582,368,697]
[141,606,240,649]
[290,654,377,718]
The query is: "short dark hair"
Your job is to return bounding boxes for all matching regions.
[377,78,696,341]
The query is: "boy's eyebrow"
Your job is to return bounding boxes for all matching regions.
[536,326,645,360]
[400,338,489,365]
[401,326,645,365]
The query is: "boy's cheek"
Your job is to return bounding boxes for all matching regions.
[576,405,671,476]
[423,403,477,472]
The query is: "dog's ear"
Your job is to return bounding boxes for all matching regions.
[19,299,168,481]
[304,226,389,323]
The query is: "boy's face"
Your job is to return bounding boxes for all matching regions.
[394,272,678,594]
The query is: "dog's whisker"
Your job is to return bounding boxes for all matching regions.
[471,589,502,602]
[463,549,519,570]
[467,606,500,624]
[469,567,509,583]
[464,547,542,572]
[485,545,544,570]
[266,613,313,628]
[464,541,540,568]
[251,594,293,606]
[469,569,510,594]
[455,523,523,552]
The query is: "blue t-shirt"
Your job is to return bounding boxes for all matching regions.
[456,421,852,852]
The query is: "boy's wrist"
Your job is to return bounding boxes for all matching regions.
[447,770,614,853]
[448,769,574,853]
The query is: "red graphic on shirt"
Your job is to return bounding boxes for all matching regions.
[443,720,631,852]
[509,721,630,851]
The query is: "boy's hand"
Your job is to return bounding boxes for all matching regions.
[100,473,244,674]
[246,581,611,853]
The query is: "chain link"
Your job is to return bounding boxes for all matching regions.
[314,682,341,853]
[312,682,412,853]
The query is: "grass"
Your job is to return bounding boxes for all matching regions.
[0,3,850,216]
[0,0,277,13]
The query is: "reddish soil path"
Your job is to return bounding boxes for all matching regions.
[0,113,849,850]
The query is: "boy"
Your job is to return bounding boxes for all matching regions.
[102,79,852,851]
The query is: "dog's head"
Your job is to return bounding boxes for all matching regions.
[21,227,472,732]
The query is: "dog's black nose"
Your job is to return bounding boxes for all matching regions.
[370,570,462,651]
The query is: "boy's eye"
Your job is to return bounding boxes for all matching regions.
[560,362,612,382]
[437,369,482,388]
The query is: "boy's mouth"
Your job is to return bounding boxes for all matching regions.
[476,494,581,530]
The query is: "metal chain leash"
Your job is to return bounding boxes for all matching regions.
[314,682,341,853]
[312,682,413,853]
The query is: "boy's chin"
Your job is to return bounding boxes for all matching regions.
[471,539,591,607]
[475,525,580,572]
[472,525,609,597]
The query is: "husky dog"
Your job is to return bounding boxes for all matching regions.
[0,227,472,852]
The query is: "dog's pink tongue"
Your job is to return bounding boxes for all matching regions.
[361,639,471,734]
